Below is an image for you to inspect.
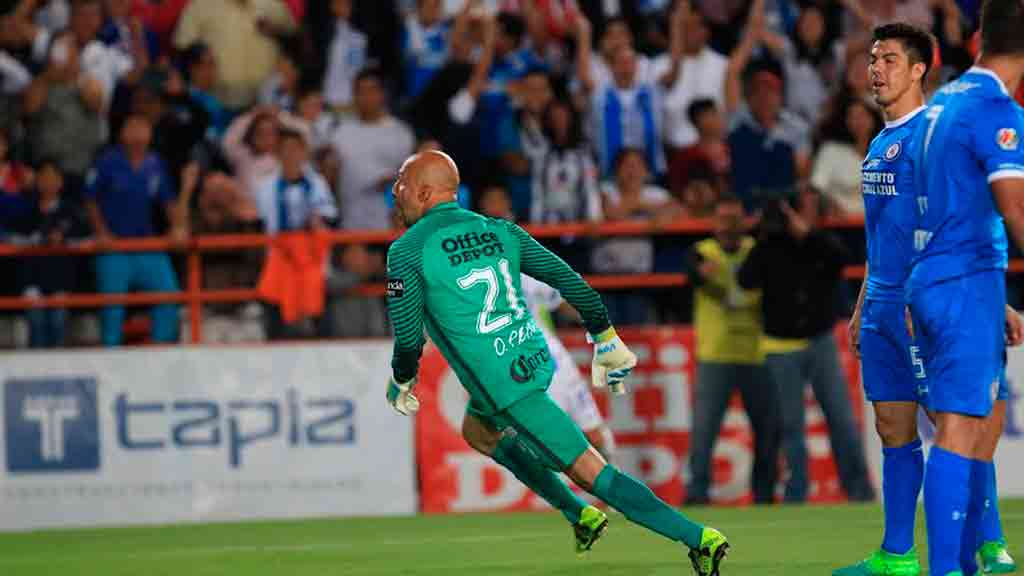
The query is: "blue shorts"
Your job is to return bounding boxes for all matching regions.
[909,270,1005,417]
[860,299,925,403]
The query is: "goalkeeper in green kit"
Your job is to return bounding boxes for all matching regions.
[384,151,729,575]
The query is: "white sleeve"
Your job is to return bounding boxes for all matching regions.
[0,52,31,94]
[31,28,53,65]
[809,143,834,193]
[582,155,603,222]
[448,89,477,124]
[253,175,279,233]
[310,172,338,220]
[520,274,563,312]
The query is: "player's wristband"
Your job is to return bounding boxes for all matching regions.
[587,326,618,344]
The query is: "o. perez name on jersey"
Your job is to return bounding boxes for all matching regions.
[862,170,898,196]
[492,319,541,357]
[442,232,506,266]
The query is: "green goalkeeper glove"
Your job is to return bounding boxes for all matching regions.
[386,376,420,416]
[588,327,637,395]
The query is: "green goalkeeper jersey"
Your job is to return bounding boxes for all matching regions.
[387,202,610,415]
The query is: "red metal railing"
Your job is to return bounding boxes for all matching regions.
[0,216,1009,343]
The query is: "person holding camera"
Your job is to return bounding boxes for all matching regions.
[738,191,873,503]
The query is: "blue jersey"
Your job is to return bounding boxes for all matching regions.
[862,105,927,302]
[909,67,1024,297]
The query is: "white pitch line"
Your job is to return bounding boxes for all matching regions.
[3,511,1024,566]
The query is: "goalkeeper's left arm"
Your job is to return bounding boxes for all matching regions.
[385,238,426,415]
[509,223,637,393]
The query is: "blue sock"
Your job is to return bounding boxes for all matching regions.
[881,438,924,555]
[960,459,987,575]
[980,460,1004,544]
[925,446,972,576]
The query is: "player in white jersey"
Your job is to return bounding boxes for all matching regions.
[521,274,617,461]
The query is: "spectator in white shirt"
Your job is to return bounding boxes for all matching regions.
[592,147,681,324]
[575,7,684,178]
[810,96,882,215]
[322,0,368,110]
[658,5,732,150]
[331,67,414,230]
[222,105,311,199]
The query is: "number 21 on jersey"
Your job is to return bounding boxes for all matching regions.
[457,258,525,334]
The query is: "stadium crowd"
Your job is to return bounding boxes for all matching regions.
[0,0,1008,349]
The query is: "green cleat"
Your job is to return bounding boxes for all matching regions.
[979,540,1017,574]
[573,505,608,556]
[688,527,729,576]
[832,548,921,576]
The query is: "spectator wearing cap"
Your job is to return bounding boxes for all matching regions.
[321,0,368,111]
[330,67,414,230]
[725,48,809,212]
[84,115,186,347]
[497,66,552,219]
[575,7,685,178]
[173,0,297,110]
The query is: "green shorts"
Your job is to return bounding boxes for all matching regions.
[468,391,590,471]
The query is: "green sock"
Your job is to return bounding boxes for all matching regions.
[591,464,704,548]
[492,435,586,524]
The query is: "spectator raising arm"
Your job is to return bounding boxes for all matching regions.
[574,13,595,94]
[450,13,497,125]
[656,0,688,90]
[724,0,763,115]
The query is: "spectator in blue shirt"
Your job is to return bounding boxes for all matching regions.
[98,0,161,63]
[85,115,186,347]
[478,12,545,160]
[12,160,91,348]
[727,64,809,213]
[401,0,454,100]
[182,42,231,141]
[253,129,337,234]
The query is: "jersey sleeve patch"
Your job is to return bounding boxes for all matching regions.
[997,128,1019,151]
[386,278,405,298]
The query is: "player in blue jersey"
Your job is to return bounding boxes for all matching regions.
[910,1,1024,574]
[835,23,933,576]
[837,20,1019,576]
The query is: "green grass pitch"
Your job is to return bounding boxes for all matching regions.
[2,500,1022,575]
